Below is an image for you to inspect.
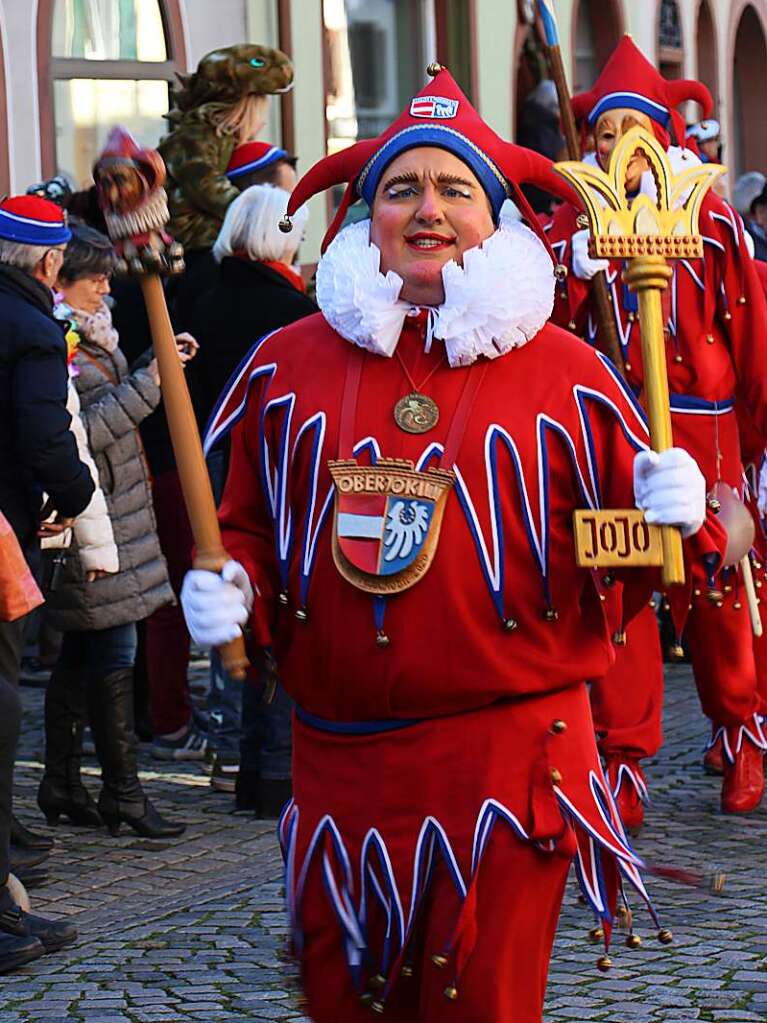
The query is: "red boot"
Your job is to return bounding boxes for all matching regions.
[605,757,648,834]
[721,739,765,814]
[703,732,724,776]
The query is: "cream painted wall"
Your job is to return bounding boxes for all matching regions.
[473,0,517,136]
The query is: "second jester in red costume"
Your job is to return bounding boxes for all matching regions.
[547,36,767,819]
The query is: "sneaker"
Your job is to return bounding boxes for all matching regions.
[151,724,209,761]
[210,755,239,793]
[19,657,51,688]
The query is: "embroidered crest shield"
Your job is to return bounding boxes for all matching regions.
[328,458,455,594]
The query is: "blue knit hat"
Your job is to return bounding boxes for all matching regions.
[0,196,71,246]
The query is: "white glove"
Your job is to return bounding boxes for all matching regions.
[572,229,610,281]
[181,560,254,649]
[758,457,767,517]
[634,448,706,538]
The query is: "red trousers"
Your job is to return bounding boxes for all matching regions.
[300,826,569,1023]
[591,603,664,760]
[145,469,194,734]
[286,687,647,1023]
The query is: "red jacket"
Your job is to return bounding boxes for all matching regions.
[547,194,767,487]
[215,312,722,721]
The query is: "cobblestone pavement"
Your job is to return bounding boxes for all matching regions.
[2,664,766,1023]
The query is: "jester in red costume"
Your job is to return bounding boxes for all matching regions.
[181,68,718,1023]
[546,36,767,821]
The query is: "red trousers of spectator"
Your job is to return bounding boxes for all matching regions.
[146,468,194,735]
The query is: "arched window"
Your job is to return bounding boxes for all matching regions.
[658,0,683,80]
[40,0,186,183]
[733,4,767,177]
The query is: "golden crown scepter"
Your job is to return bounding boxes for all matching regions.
[554,126,725,587]
[94,127,249,679]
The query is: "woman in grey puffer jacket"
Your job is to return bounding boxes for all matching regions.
[39,225,189,840]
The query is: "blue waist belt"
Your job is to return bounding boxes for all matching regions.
[296,706,424,735]
[669,393,735,414]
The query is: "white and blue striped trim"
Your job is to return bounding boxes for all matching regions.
[226,145,287,179]
[0,206,70,245]
[668,393,735,415]
[588,92,670,129]
[538,0,560,46]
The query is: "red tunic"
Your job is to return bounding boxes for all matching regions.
[212,311,723,1018]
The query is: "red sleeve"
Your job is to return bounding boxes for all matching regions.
[579,349,727,624]
[218,383,280,650]
[546,202,593,334]
[709,199,767,445]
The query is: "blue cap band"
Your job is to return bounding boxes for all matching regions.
[0,208,71,246]
[588,92,670,129]
[357,124,509,217]
[227,145,288,180]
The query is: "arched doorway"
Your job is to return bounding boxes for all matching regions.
[696,0,718,108]
[38,0,188,181]
[732,4,767,177]
[572,0,623,93]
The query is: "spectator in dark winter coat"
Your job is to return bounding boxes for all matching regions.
[0,196,93,973]
[183,183,315,812]
[38,225,189,843]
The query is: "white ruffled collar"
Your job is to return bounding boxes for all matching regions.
[315,206,556,367]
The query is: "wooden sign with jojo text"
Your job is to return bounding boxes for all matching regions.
[574,509,663,568]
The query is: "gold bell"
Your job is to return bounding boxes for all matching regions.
[628,312,636,323]
[576,213,589,229]
[724,310,732,321]
[657,928,673,945]
[616,904,632,929]
[278,214,293,233]
[426,61,445,76]
[612,630,627,646]
[544,608,559,623]
[669,642,685,660]
[550,767,563,784]
[502,617,519,632]
[443,985,458,1001]
[624,362,632,372]
[673,354,683,363]
[723,584,732,593]
[706,334,715,344]
[626,933,642,949]
[567,320,577,331]
[360,993,374,1007]
[371,999,385,1014]
[707,588,724,605]
[738,295,747,305]
[733,601,742,610]
[603,573,616,588]
[400,965,414,979]
[709,872,726,894]
[551,719,567,735]
[278,591,289,605]
[431,954,448,970]
[295,607,309,622]
[554,263,568,281]
[648,599,657,609]
[588,926,604,944]
[376,631,390,648]
[596,955,612,972]
[370,974,386,991]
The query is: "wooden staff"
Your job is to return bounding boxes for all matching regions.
[94,127,249,679]
[536,2,625,374]
[741,555,763,637]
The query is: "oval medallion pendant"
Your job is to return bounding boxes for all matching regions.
[394,392,440,434]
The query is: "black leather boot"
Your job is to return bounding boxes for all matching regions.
[87,668,185,840]
[9,815,54,851]
[37,666,101,828]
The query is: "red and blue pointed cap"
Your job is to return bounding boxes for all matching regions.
[571,35,712,142]
[226,141,290,180]
[284,65,579,252]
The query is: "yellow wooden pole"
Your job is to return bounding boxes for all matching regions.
[622,256,684,586]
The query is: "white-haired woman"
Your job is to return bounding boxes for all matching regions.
[183,184,315,812]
